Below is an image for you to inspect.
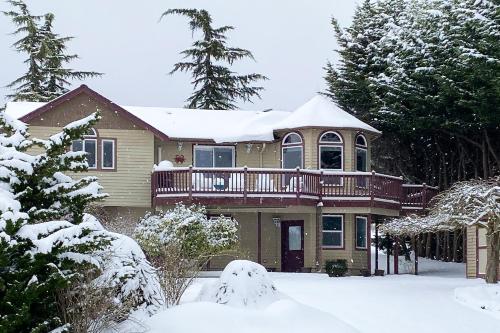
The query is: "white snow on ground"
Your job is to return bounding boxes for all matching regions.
[455,285,500,319]
[115,258,500,333]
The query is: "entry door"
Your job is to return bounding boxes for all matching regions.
[281,220,304,272]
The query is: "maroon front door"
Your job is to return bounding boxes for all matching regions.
[281,220,304,272]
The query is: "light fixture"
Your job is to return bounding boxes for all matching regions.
[272,217,281,227]
[177,142,183,152]
[246,143,253,154]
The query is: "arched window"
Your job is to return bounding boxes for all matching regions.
[281,132,303,169]
[355,134,368,172]
[318,131,343,171]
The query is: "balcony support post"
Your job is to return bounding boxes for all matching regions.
[370,171,375,207]
[243,166,248,203]
[295,167,301,204]
[188,165,193,201]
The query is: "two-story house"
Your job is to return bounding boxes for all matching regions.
[6,85,435,275]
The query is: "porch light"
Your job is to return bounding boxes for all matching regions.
[177,142,183,151]
[272,217,281,227]
[246,143,253,153]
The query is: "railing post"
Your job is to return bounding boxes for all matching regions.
[370,170,375,207]
[399,177,404,210]
[188,165,193,201]
[318,170,324,202]
[296,167,301,202]
[243,166,248,203]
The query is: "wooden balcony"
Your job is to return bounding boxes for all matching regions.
[151,167,438,211]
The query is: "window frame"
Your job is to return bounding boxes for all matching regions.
[72,138,98,170]
[322,214,344,249]
[193,145,236,168]
[355,133,368,172]
[101,138,116,170]
[281,132,304,169]
[355,216,368,250]
[318,131,344,172]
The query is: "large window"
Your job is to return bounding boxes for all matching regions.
[319,131,343,170]
[72,128,97,169]
[355,216,368,249]
[356,134,367,172]
[281,132,303,169]
[322,215,343,248]
[194,146,235,168]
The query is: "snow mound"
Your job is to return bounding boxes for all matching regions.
[455,285,500,318]
[153,160,174,171]
[198,260,282,308]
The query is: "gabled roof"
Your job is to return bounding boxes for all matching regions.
[12,85,170,141]
[5,86,381,143]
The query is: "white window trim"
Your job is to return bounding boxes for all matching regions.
[193,145,236,168]
[72,138,97,169]
[322,214,344,249]
[84,138,98,170]
[356,134,367,147]
[319,131,343,144]
[355,147,368,172]
[355,216,368,249]
[281,145,304,169]
[101,139,115,170]
[318,145,344,172]
[282,132,303,145]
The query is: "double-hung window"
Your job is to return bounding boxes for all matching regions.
[355,134,368,188]
[72,128,97,169]
[194,146,235,168]
[319,131,343,185]
[101,139,115,169]
[322,215,343,248]
[355,216,368,249]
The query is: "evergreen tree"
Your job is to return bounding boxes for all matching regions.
[325,0,500,187]
[0,110,110,332]
[161,8,268,109]
[4,0,102,102]
[38,13,102,101]
[3,0,45,101]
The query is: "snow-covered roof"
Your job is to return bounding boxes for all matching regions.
[5,95,380,143]
[274,95,380,133]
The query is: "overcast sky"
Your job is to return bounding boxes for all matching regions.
[0,0,359,111]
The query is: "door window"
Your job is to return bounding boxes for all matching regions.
[288,226,302,251]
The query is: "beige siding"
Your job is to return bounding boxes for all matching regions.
[322,213,368,275]
[155,127,372,172]
[466,226,477,278]
[28,126,154,208]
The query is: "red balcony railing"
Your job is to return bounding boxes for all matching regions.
[151,167,436,210]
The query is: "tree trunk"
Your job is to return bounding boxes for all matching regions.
[425,232,432,258]
[462,227,467,264]
[485,219,499,284]
[452,230,459,262]
[436,232,441,260]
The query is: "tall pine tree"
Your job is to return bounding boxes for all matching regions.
[162,8,267,110]
[4,0,102,102]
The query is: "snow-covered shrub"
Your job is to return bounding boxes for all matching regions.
[198,260,282,309]
[134,204,239,306]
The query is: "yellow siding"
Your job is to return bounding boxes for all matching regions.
[466,226,477,278]
[28,126,154,208]
[155,128,371,172]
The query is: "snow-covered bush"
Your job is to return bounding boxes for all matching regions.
[134,204,238,306]
[198,260,282,309]
[0,110,162,332]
